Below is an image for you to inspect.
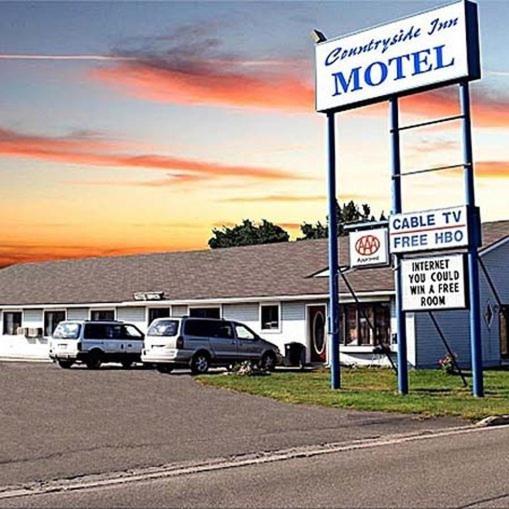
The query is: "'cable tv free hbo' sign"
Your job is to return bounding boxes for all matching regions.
[315,0,480,112]
[389,205,469,254]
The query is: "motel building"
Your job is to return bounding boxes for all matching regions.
[0,220,508,369]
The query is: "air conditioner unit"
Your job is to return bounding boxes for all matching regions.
[23,327,43,338]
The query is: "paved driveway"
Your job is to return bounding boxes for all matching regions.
[0,362,462,487]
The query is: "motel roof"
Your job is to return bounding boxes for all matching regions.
[0,220,508,307]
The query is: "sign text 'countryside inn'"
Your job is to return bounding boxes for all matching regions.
[315,1,480,112]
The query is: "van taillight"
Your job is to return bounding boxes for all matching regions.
[77,342,82,351]
[176,336,184,349]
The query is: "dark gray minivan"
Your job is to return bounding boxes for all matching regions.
[141,317,281,374]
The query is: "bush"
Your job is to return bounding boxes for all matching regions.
[228,360,271,377]
[438,353,457,375]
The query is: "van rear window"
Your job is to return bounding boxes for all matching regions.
[53,323,81,339]
[148,320,179,337]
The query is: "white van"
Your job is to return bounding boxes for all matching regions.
[49,320,145,369]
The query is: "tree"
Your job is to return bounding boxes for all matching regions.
[208,219,290,249]
[298,200,378,240]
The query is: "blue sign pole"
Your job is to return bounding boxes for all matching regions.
[460,81,484,397]
[326,111,340,390]
[389,97,408,395]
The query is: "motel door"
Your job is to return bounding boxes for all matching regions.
[500,306,509,359]
[309,305,327,363]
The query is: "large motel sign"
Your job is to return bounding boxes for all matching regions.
[314,1,483,396]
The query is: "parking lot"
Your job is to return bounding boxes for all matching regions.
[0,362,462,489]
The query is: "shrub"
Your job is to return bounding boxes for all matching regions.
[228,360,270,377]
[438,353,457,375]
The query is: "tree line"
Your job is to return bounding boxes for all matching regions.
[208,200,386,249]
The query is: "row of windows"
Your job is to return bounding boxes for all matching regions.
[1,310,116,337]
[2,304,284,336]
[1,304,391,344]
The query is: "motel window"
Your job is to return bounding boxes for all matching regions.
[90,310,115,321]
[44,311,66,337]
[341,303,390,346]
[260,304,280,331]
[148,307,171,326]
[3,312,22,335]
[189,307,220,319]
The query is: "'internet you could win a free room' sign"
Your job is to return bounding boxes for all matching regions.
[401,254,467,311]
[315,0,480,112]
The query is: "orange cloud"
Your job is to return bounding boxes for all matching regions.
[91,61,314,112]
[399,88,509,129]
[92,59,509,129]
[476,161,509,178]
[442,161,509,178]
[0,127,298,182]
[220,193,372,203]
[279,222,301,230]
[222,194,326,203]
[0,239,205,267]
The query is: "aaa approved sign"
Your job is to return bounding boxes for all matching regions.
[401,254,467,311]
[349,228,389,268]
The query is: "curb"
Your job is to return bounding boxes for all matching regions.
[0,357,51,363]
[476,415,509,427]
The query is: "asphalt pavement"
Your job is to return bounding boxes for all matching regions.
[3,424,509,508]
[1,362,463,499]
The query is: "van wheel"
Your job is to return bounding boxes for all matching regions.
[121,360,133,369]
[260,352,277,371]
[191,352,210,375]
[85,351,102,370]
[156,364,173,374]
[58,360,73,369]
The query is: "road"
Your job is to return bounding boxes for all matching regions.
[3,425,509,508]
[1,361,471,507]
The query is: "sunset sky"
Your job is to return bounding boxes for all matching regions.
[0,0,507,266]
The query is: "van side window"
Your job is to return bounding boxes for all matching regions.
[123,325,143,339]
[235,324,256,340]
[84,324,107,339]
[105,325,123,339]
[184,319,211,337]
[184,319,234,339]
[216,323,234,339]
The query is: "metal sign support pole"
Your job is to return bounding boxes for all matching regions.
[326,111,340,390]
[389,97,408,395]
[460,81,484,397]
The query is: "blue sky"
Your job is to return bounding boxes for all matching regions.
[0,0,507,265]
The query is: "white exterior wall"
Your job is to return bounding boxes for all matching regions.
[67,308,89,320]
[280,301,308,355]
[222,303,258,329]
[116,306,147,332]
[0,308,48,360]
[172,305,188,317]
[23,309,44,327]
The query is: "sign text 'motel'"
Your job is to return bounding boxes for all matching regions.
[389,205,469,254]
[401,254,467,311]
[315,1,480,112]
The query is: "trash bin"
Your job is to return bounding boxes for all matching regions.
[284,342,306,369]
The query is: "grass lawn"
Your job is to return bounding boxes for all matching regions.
[197,368,509,421]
